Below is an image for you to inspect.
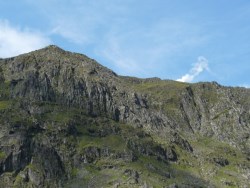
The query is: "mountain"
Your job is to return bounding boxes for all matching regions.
[0,45,249,187]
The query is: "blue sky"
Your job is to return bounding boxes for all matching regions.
[0,0,250,87]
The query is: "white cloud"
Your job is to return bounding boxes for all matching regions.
[177,56,209,82]
[0,20,51,58]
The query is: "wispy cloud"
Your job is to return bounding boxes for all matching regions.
[27,0,127,45]
[0,20,50,58]
[177,56,209,82]
[6,0,250,86]
[100,37,143,76]
[98,21,208,77]
[24,1,210,78]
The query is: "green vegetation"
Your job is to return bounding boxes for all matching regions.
[188,136,250,187]
[193,83,219,104]
[71,167,79,177]
[0,151,6,160]
[131,80,187,100]
[130,80,188,116]
[78,134,126,152]
[0,46,249,187]
[212,108,231,120]
[0,100,10,110]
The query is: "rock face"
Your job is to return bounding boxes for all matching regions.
[0,45,249,187]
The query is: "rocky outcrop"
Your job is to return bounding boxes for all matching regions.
[0,45,249,187]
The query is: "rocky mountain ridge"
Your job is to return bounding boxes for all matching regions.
[0,45,249,187]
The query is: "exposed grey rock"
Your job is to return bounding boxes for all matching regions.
[213,157,229,166]
[0,45,249,187]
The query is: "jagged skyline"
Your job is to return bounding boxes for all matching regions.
[0,0,250,87]
[0,45,249,187]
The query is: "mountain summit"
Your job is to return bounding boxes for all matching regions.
[0,46,249,187]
